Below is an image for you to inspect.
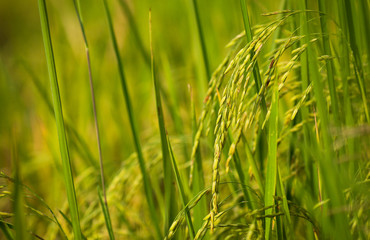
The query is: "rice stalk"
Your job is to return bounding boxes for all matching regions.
[317,0,340,125]
[37,0,82,239]
[149,10,177,235]
[72,1,115,238]
[264,65,278,240]
[102,0,161,238]
[118,0,150,65]
[168,139,195,239]
[189,86,207,234]
[304,4,350,237]
[343,0,369,122]
[190,0,210,81]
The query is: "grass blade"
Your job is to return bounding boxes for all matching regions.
[297,0,316,206]
[307,45,350,240]
[242,134,264,193]
[190,0,210,81]
[149,10,177,234]
[277,167,291,238]
[72,1,114,239]
[161,54,190,163]
[226,132,255,210]
[239,0,266,114]
[168,140,196,239]
[189,86,207,233]
[343,0,369,122]
[118,0,150,65]
[303,5,350,236]
[58,211,87,240]
[102,1,161,238]
[98,187,115,240]
[317,0,340,125]
[37,1,82,239]
[264,70,279,240]
[117,1,185,143]
[239,0,268,176]
[150,10,194,238]
[335,0,355,177]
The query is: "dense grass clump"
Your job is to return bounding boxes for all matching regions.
[0,0,369,239]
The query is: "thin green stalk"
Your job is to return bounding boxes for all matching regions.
[168,139,196,239]
[150,11,194,237]
[239,0,266,114]
[117,0,184,143]
[277,167,292,238]
[359,0,370,73]
[190,0,210,81]
[264,70,279,240]
[304,4,350,236]
[336,0,355,178]
[118,0,150,66]
[37,1,82,239]
[240,0,267,177]
[162,55,181,126]
[298,0,314,196]
[275,204,284,240]
[58,211,87,240]
[102,1,161,239]
[149,10,177,234]
[161,54,190,162]
[98,187,115,240]
[225,162,241,199]
[239,0,253,51]
[307,49,350,240]
[227,132,255,210]
[73,0,115,239]
[190,86,207,234]
[268,0,287,53]
[242,134,264,193]
[317,0,340,125]
[343,0,369,122]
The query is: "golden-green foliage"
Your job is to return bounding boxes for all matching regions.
[0,0,369,239]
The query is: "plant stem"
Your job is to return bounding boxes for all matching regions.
[149,9,177,234]
[73,1,115,239]
[102,1,161,238]
[37,1,82,239]
[191,0,210,81]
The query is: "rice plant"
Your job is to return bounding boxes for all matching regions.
[0,0,369,239]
